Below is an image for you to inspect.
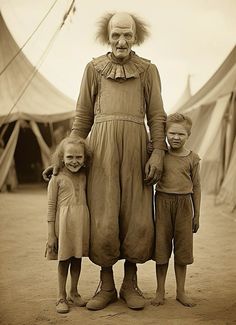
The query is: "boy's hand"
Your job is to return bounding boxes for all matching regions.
[192,217,199,233]
[47,235,58,253]
[42,165,59,182]
[147,141,153,155]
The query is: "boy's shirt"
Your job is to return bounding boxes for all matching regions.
[156,150,201,194]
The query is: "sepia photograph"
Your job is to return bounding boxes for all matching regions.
[0,0,235,324]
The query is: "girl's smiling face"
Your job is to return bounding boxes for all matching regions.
[63,143,85,173]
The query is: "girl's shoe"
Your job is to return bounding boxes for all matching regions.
[56,298,69,313]
[67,293,86,307]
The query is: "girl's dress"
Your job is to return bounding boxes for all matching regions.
[46,168,89,261]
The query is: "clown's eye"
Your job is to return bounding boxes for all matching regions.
[111,33,120,40]
[124,33,132,40]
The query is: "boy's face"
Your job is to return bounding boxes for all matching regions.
[166,123,189,150]
[63,143,85,173]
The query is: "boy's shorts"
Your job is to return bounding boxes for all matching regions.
[153,192,194,265]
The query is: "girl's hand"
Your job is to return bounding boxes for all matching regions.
[47,235,58,253]
[192,217,199,233]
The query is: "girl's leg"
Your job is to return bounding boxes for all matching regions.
[175,263,195,307]
[68,257,86,306]
[70,257,81,297]
[56,259,70,313]
[151,263,168,306]
[58,259,70,300]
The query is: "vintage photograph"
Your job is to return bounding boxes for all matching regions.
[0,0,235,324]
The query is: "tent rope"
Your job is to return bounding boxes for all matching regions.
[0,0,76,128]
[0,0,59,76]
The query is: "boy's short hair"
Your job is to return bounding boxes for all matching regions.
[166,113,192,135]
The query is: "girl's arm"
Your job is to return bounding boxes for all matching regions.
[47,177,59,251]
[191,162,201,233]
[47,222,57,252]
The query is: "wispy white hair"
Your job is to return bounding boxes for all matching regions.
[95,12,150,46]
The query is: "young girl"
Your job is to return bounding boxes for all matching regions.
[46,136,91,314]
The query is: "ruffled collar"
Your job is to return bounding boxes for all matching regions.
[92,51,150,80]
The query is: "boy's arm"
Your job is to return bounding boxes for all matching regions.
[191,162,201,233]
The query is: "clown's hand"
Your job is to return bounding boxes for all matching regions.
[144,149,165,185]
[42,165,59,182]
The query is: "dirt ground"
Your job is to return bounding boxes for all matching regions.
[0,184,236,325]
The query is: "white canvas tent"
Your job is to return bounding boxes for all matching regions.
[173,46,236,210]
[0,12,76,187]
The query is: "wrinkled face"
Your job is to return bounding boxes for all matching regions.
[63,143,85,173]
[108,13,136,60]
[166,123,189,150]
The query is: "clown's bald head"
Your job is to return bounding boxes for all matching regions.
[96,11,149,46]
[108,12,136,34]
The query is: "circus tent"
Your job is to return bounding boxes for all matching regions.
[172,46,236,210]
[0,12,76,187]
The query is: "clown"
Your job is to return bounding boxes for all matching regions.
[44,11,167,310]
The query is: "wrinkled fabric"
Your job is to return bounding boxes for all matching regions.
[47,169,89,261]
[156,151,201,194]
[71,52,167,267]
[88,119,154,266]
[154,192,194,265]
[72,52,167,150]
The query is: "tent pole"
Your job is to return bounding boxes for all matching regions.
[0,123,9,141]
[49,122,55,148]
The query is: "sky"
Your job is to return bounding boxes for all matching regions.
[1,0,236,112]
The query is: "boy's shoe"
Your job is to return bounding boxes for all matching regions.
[67,293,86,307]
[86,289,118,310]
[56,298,69,313]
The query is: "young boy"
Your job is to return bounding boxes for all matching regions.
[152,113,201,307]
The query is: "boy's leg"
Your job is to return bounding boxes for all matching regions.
[57,259,70,313]
[175,263,196,307]
[151,263,168,306]
[68,257,86,307]
[174,195,195,307]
